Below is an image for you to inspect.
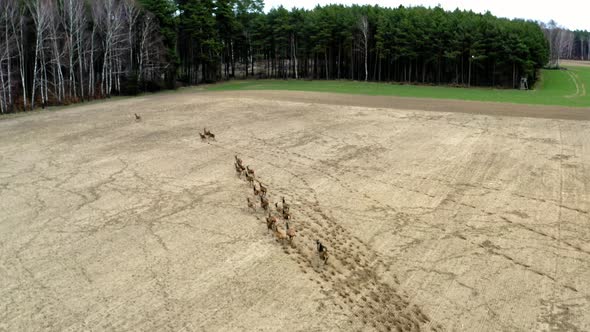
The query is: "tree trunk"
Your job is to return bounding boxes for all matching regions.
[512,62,516,89]
[325,49,329,80]
[351,43,354,80]
[337,42,341,79]
[5,20,13,111]
[468,57,472,87]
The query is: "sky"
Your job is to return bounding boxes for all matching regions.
[263,0,590,31]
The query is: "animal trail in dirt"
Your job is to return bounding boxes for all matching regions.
[231,154,435,331]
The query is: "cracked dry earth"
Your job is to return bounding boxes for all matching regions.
[1,90,590,331]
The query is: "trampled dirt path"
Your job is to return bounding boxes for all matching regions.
[1,90,590,331]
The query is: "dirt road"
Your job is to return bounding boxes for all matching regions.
[1,91,589,331]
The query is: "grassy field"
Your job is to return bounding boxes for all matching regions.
[208,64,590,108]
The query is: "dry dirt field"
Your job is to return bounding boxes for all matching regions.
[562,60,590,68]
[1,90,590,331]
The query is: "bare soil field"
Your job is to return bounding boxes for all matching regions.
[562,60,590,68]
[1,90,590,331]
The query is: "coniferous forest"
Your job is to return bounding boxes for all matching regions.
[1,0,586,113]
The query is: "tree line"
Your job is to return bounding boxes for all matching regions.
[0,0,551,114]
[178,3,549,89]
[0,0,169,113]
[541,21,590,67]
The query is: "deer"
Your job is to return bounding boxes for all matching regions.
[275,202,282,213]
[247,198,256,212]
[282,197,290,213]
[246,166,255,178]
[316,240,329,264]
[258,181,267,196]
[245,171,254,185]
[266,213,278,232]
[199,132,207,141]
[235,155,244,169]
[252,183,260,196]
[282,209,291,220]
[260,195,269,211]
[235,162,244,176]
[274,226,288,243]
[134,113,141,121]
[286,221,296,243]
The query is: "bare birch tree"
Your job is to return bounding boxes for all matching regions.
[123,0,140,76]
[93,0,125,97]
[48,1,66,104]
[358,15,369,82]
[29,0,52,109]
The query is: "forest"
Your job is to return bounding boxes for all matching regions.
[0,0,584,113]
[542,21,590,66]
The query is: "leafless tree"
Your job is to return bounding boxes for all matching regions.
[291,33,298,79]
[93,0,126,97]
[0,0,167,112]
[123,0,140,76]
[138,13,164,83]
[89,23,97,98]
[61,0,86,100]
[0,0,20,112]
[560,30,574,61]
[358,15,369,81]
[0,0,10,113]
[7,1,29,110]
[48,2,66,103]
[29,0,53,109]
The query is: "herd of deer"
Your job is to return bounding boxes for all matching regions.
[234,155,329,264]
[131,117,330,264]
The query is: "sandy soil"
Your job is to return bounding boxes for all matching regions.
[1,91,590,331]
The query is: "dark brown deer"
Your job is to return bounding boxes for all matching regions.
[282,209,291,220]
[316,240,329,264]
[260,195,269,211]
[245,172,254,185]
[134,113,141,121]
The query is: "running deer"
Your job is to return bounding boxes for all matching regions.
[286,221,296,243]
[252,183,260,196]
[247,198,256,212]
[316,240,329,264]
[258,181,267,196]
[274,226,288,243]
[281,197,290,213]
[266,213,278,232]
[245,172,254,185]
[260,195,269,211]
[246,166,255,178]
[235,155,243,167]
